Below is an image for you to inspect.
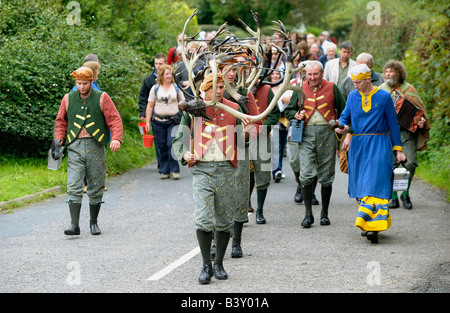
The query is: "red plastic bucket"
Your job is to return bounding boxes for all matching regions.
[138,122,148,135]
[142,134,154,148]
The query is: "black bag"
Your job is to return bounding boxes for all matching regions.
[173,111,183,125]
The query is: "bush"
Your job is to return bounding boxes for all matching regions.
[59,0,200,64]
[0,0,150,157]
[403,7,450,198]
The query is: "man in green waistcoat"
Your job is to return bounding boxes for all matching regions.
[53,67,123,236]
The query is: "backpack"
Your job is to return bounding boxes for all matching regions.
[154,84,180,102]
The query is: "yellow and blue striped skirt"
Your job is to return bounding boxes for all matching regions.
[355,196,391,232]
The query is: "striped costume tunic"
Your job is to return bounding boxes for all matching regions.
[339,87,403,232]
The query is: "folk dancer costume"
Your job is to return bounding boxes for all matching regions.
[250,84,280,224]
[54,67,123,235]
[379,80,430,209]
[338,65,403,243]
[287,76,320,204]
[218,56,259,258]
[285,67,345,228]
[173,73,247,284]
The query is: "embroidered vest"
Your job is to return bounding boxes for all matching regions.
[66,89,110,147]
[301,80,336,125]
[255,85,271,122]
[191,98,240,168]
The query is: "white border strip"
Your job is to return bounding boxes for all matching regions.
[146,246,200,281]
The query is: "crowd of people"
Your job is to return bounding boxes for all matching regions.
[51,28,431,284]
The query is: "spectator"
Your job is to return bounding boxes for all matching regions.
[324,40,356,87]
[318,41,337,69]
[167,33,184,65]
[138,52,166,172]
[145,64,184,180]
[340,52,383,100]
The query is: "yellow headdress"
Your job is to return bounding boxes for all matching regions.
[350,64,371,80]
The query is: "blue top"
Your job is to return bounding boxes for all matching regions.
[339,87,402,199]
[72,81,101,91]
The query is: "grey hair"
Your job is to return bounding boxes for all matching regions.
[356,53,374,68]
[305,60,324,72]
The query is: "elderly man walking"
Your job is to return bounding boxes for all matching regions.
[284,61,345,228]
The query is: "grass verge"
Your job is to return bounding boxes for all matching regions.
[0,128,155,213]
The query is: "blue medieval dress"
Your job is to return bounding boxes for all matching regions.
[339,87,403,232]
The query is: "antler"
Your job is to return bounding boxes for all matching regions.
[214,61,307,122]
[178,9,306,123]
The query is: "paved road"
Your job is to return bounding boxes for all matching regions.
[0,157,449,298]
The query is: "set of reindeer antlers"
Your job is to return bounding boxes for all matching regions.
[175,8,307,122]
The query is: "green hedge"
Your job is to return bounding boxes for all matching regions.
[0,0,150,157]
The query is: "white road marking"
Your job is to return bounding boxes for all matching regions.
[146,246,200,281]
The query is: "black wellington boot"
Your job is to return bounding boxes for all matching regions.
[89,203,102,235]
[320,185,332,225]
[293,171,303,203]
[231,221,244,258]
[256,188,268,224]
[64,203,81,235]
[300,184,314,228]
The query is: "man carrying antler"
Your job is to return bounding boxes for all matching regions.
[217,55,259,258]
[173,73,254,284]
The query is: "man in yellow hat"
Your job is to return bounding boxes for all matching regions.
[52,67,123,236]
[173,73,254,284]
[335,64,406,243]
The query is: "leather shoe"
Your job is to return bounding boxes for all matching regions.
[400,195,413,209]
[231,243,243,258]
[320,215,330,226]
[312,194,319,205]
[294,187,303,203]
[213,263,228,280]
[301,215,314,228]
[388,199,399,208]
[198,264,213,284]
[256,212,266,224]
[367,231,378,243]
[90,223,101,235]
[64,224,80,235]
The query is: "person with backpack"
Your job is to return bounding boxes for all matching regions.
[145,64,184,179]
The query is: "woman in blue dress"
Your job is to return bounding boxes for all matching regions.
[336,64,406,243]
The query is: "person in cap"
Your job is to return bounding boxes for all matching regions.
[172,73,254,284]
[335,64,406,243]
[53,67,123,236]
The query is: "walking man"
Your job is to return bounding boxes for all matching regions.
[53,67,123,236]
[284,61,345,228]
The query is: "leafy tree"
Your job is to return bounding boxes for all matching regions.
[56,0,199,63]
